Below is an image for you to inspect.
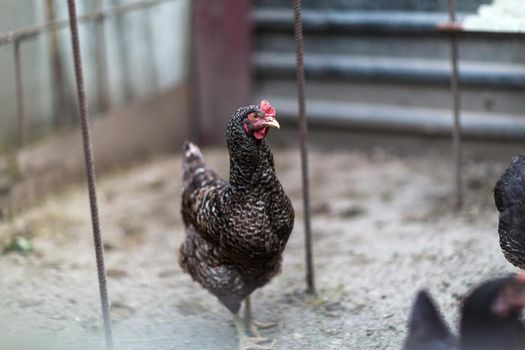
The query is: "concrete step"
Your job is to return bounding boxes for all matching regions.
[256,79,524,116]
[254,10,525,63]
[254,53,525,90]
[255,0,490,12]
[255,32,525,64]
[254,10,453,34]
[259,97,525,140]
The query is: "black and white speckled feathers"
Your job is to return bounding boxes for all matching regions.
[494,155,525,268]
[179,104,294,313]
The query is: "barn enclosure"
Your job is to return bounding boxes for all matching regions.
[1,0,525,349]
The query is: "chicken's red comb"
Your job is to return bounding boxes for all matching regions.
[260,100,276,118]
[516,274,525,284]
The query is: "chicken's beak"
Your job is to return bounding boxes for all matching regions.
[262,116,280,129]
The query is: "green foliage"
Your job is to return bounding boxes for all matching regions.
[3,236,34,255]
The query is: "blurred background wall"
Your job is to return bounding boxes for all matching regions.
[253,0,525,138]
[1,0,525,212]
[0,0,192,213]
[0,0,190,145]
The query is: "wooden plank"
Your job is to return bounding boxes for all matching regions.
[190,0,252,144]
[0,84,188,214]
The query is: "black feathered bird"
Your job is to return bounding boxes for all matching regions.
[494,155,525,268]
[179,100,294,349]
[404,275,525,350]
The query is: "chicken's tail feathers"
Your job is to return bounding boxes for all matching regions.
[408,290,448,334]
[404,290,455,349]
[183,141,206,182]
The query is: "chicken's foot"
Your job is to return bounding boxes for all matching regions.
[234,313,275,350]
[244,296,277,338]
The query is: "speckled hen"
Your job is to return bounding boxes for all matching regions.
[179,100,294,349]
[494,155,525,268]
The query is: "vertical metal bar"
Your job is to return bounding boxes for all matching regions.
[66,1,113,350]
[112,0,134,101]
[142,7,159,93]
[46,0,68,127]
[14,40,27,147]
[94,0,112,112]
[188,0,203,143]
[448,0,463,208]
[293,0,315,295]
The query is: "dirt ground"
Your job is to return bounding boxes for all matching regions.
[0,141,517,350]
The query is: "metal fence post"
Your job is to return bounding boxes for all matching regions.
[448,0,463,208]
[14,40,27,147]
[66,1,114,349]
[293,0,316,295]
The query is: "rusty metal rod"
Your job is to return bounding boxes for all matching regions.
[67,1,113,349]
[14,40,27,147]
[293,0,315,295]
[0,0,178,46]
[448,0,463,208]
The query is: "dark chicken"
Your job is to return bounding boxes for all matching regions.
[403,274,525,350]
[179,100,294,349]
[494,155,525,268]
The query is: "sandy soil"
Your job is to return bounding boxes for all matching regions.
[0,144,516,350]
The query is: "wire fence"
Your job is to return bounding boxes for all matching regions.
[0,0,184,347]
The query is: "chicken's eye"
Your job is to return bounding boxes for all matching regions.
[248,113,258,121]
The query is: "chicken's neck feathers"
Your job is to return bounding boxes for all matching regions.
[228,141,278,195]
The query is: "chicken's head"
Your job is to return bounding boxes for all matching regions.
[460,274,525,349]
[240,100,280,141]
[461,274,525,327]
[489,274,525,318]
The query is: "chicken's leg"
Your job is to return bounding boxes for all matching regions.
[244,296,276,338]
[233,312,274,350]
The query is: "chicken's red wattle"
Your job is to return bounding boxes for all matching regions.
[254,128,268,140]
